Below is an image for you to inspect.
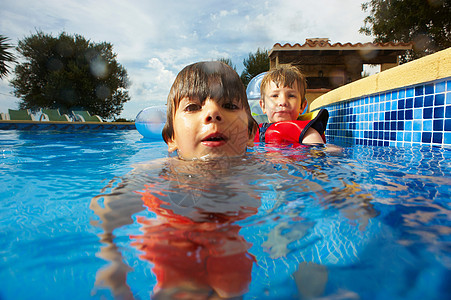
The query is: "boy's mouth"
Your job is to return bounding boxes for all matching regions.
[201,133,228,146]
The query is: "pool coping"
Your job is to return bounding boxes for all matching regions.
[0,120,136,130]
[310,47,451,111]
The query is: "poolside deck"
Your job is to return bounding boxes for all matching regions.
[0,120,135,130]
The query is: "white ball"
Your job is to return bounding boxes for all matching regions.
[135,106,167,139]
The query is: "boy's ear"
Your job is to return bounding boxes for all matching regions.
[300,100,307,114]
[259,98,266,114]
[247,136,255,147]
[167,137,178,152]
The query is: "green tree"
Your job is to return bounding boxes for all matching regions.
[11,31,130,119]
[217,57,236,71]
[0,35,16,79]
[240,48,269,87]
[360,0,451,62]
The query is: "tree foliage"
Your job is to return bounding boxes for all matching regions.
[217,57,236,71]
[0,35,16,79]
[240,48,269,87]
[360,0,451,62]
[11,31,130,119]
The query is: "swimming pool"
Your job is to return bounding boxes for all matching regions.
[1,129,450,299]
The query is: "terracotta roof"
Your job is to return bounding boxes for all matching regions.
[271,39,413,53]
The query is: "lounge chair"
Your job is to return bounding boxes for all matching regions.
[72,110,103,122]
[8,109,34,121]
[40,108,71,121]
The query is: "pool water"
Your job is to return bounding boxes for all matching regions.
[0,130,450,299]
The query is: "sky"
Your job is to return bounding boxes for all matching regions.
[0,0,375,120]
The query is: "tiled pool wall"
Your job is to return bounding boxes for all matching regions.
[324,77,451,148]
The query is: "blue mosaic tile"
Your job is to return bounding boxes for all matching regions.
[423,120,433,131]
[414,97,423,107]
[445,119,451,131]
[424,95,434,107]
[445,132,451,144]
[415,85,424,96]
[392,91,398,99]
[422,132,432,143]
[385,111,391,120]
[405,109,413,120]
[405,121,412,131]
[324,78,450,147]
[404,131,412,141]
[391,121,397,130]
[425,84,434,95]
[413,120,422,131]
[436,81,445,93]
[385,101,391,110]
[446,106,451,118]
[399,89,406,98]
[433,132,442,143]
[391,111,397,120]
[391,101,397,110]
[414,108,423,119]
[423,107,433,119]
[435,94,445,106]
[434,107,444,118]
[433,120,443,131]
[405,98,413,108]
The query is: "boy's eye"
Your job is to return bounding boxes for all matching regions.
[184,103,201,112]
[223,102,240,110]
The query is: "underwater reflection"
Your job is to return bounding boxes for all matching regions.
[90,147,389,299]
[91,156,267,299]
[131,191,256,298]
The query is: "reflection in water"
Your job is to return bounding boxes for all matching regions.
[90,156,269,299]
[131,205,255,298]
[89,145,443,299]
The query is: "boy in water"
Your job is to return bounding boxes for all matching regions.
[162,61,258,160]
[257,64,328,144]
[93,62,261,299]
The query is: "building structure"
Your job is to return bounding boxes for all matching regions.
[269,38,413,107]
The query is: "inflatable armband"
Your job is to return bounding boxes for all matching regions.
[255,109,329,144]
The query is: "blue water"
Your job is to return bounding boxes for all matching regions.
[0,130,450,299]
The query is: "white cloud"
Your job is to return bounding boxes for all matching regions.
[0,0,374,119]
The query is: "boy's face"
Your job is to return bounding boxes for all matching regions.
[167,97,254,160]
[260,80,306,123]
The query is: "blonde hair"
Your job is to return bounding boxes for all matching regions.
[260,64,306,104]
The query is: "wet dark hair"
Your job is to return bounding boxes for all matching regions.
[162,61,258,143]
[261,64,306,104]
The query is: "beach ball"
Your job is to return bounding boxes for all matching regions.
[246,72,266,115]
[135,106,167,140]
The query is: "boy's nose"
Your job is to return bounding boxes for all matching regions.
[204,100,223,123]
[277,95,288,106]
